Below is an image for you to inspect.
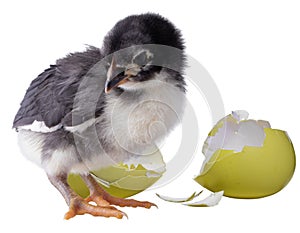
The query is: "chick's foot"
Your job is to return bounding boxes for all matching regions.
[64,196,127,220]
[81,174,157,209]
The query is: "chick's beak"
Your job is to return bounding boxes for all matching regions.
[105,75,129,94]
[105,57,130,94]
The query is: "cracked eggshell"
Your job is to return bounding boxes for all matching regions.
[68,149,165,198]
[195,110,296,199]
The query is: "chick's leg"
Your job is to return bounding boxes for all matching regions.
[81,174,157,209]
[48,174,126,220]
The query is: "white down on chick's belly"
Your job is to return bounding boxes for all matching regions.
[103,78,186,156]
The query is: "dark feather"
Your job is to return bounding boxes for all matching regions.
[13,46,103,129]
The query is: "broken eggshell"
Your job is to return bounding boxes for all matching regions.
[183,191,224,207]
[68,149,165,198]
[156,190,223,207]
[156,191,203,203]
[195,110,296,199]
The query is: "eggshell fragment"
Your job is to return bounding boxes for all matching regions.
[156,191,203,203]
[183,191,224,207]
[156,190,223,207]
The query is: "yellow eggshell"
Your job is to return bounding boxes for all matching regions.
[195,128,296,198]
[68,149,165,198]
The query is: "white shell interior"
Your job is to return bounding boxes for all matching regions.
[201,110,271,173]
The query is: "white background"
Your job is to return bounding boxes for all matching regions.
[1,0,299,232]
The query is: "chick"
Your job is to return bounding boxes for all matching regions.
[13,13,186,219]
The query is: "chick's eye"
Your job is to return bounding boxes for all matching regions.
[133,51,150,67]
